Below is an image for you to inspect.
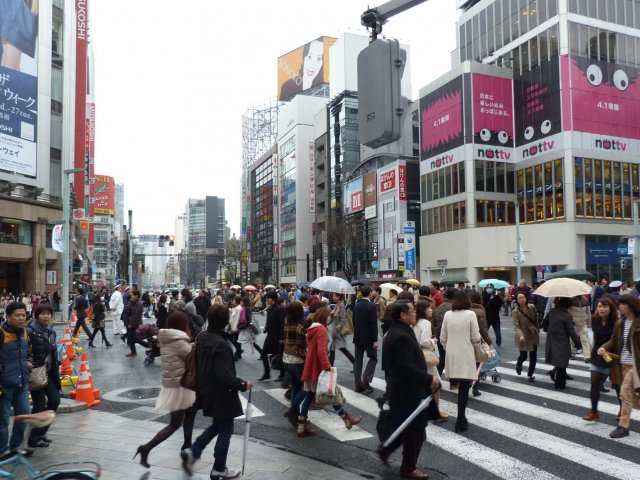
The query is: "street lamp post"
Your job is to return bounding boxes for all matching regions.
[62,168,83,323]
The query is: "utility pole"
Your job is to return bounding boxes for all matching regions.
[361,0,430,40]
[515,199,522,282]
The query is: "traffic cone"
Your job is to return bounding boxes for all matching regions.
[69,314,78,339]
[70,353,100,399]
[59,348,74,376]
[62,327,76,361]
[74,362,100,408]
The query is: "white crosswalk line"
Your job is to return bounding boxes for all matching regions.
[468,387,640,448]
[264,388,373,442]
[339,385,563,480]
[494,367,618,398]
[239,393,264,419]
[472,375,640,421]
[506,360,591,379]
[538,358,595,368]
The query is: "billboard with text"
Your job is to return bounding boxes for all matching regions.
[343,177,363,215]
[420,76,464,159]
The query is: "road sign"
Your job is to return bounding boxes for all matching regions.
[371,260,380,270]
[437,259,448,267]
[535,265,544,272]
[440,268,446,278]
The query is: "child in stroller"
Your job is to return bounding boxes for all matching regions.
[136,323,161,366]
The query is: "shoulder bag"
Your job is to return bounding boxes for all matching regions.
[29,365,49,391]
[474,338,495,363]
[422,347,440,367]
[180,332,202,391]
[338,308,354,336]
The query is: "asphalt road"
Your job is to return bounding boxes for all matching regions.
[59,312,640,480]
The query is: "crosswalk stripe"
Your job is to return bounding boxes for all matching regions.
[538,357,595,368]
[264,388,373,442]
[467,387,640,448]
[339,385,563,480]
[506,360,591,379]
[239,393,264,420]
[494,367,618,398]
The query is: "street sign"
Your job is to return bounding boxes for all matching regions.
[535,265,544,272]
[247,262,259,272]
[440,268,446,278]
[436,259,448,267]
[371,260,380,270]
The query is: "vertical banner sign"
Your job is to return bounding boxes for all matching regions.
[403,221,416,279]
[87,103,95,246]
[0,4,39,175]
[398,165,407,201]
[397,234,405,272]
[92,175,115,214]
[308,143,315,213]
[74,0,89,208]
[363,171,377,219]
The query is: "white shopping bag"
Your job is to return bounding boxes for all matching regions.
[317,367,337,396]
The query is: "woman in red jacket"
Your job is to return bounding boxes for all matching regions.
[297,300,362,437]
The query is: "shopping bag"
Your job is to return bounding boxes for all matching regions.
[317,367,337,396]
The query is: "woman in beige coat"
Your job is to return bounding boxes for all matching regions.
[440,290,482,433]
[136,311,196,468]
[512,293,540,382]
[569,295,591,362]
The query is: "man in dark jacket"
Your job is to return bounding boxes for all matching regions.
[72,288,92,339]
[0,302,32,458]
[193,289,210,319]
[379,300,440,479]
[181,304,251,480]
[352,285,378,393]
[257,291,285,382]
[125,290,147,357]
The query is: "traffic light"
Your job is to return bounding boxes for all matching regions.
[158,235,175,247]
[158,235,164,247]
[358,38,406,148]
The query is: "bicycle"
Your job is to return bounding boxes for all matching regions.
[0,411,101,479]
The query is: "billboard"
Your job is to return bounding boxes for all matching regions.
[563,54,640,142]
[343,177,363,215]
[472,73,514,148]
[277,36,336,101]
[379,166,397,193]
[403,221,416,279]
[0,4,39,176]
[74,0,89,208]
[363,171,377,219]
[92,175,115,215]
[420,76,464,158]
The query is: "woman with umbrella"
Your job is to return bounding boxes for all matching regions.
[329,293,355,366]
[482,284,504,347]
[543,296,582,389]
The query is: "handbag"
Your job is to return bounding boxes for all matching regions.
[474,339,495,363]
[29,365,49,391]
[180,332,202,391]
[315,384,346,405]
[85,306,95,321]
[338,309,354,336]
[423,348,440,367]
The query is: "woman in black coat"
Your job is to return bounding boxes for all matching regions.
[258,291,285,381]
[155,294,168,329]
[483,285,504,346]
[543,297,582,389]
[379,300,440,480]
[180,304,252,478]
[88,296,112,348]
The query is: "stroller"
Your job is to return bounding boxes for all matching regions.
[478,348,502,383]
[136,324,160,366]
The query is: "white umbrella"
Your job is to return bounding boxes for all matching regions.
[380,283,402,300]
[241,390,253,475]
[309,276,355,294]
[264,284,276,290]
[533,278,591,298]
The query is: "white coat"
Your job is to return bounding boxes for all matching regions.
[440,309,481,381]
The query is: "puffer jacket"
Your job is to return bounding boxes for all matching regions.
[26,319,61,389]
[0,323,31,389]
[158,329,192,388]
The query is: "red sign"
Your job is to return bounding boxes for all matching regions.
[92,175,115,215]
[351,192,363,211]
[379,168,396,193]
[398,165,407,201]
[73,0,88,209]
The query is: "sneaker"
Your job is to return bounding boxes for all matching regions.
[210,466,241,479]
[609,426,630,438]
[27,439,50,448]
[180,448,195,476]
[41,436,53,444]
[11,448,33,457]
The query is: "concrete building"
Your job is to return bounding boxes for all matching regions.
[419,0,640,285]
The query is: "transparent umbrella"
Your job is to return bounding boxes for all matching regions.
[309,276,355,294]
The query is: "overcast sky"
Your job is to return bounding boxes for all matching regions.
[91,0,459,236]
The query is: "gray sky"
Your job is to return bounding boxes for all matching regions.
[91,0,459,236]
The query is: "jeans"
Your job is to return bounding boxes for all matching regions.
[29,376,61,444]
[190,418,234,472]
[127,328,149,354]
[488,318,502,346]
[0,384,30,453]
[353,344,377,386]
[284,363,305,414]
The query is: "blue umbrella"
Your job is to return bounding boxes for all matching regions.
[478,279,510,289]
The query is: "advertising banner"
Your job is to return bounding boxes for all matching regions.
[514,56,562,152]
[420,76,464,159]
[277,36,336,101]
[562,54,640,144]
[586,240,628,265]
[379,166,397,193]
[363,171,377,219]
[403,221,416,278]
[398,165,407,201]
[472,73,514,150]
[343,177,363,215]
[0,5,39,176]
[92,175,115,215]
[74,0,89,208]
[309,142,316,213]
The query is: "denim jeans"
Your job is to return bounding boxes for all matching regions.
[0,384,31,453]
[190,418,234,472]
[284,363,305,413]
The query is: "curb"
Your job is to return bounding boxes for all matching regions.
[57,397,88,413]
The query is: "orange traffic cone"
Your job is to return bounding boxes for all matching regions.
[70,353,100,399]
[62,327,76,361]
[59,348,74,376]
[74,362,100,408]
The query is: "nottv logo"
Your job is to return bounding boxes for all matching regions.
[521,140,555,159]
[594,137,628,151]
[430,153,455,170]
[477,147,511,160]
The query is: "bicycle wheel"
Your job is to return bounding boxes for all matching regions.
[43,471,96,480]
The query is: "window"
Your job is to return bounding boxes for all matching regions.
[422,164,466,202]
[0,218,32,245]
[475,200,517,227]
[423,201,467,234]
[516,159,564,223]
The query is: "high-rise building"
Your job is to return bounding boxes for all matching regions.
[420,0,640,284]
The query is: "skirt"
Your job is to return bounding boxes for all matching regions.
[589,363,611,375]
[155,386,196,411]
[303,380,318,393]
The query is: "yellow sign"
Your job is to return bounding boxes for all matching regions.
[241,249,248,264]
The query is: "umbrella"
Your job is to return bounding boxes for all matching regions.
[383,392,437,448]
[380,283,402,300]
[264,284,276,290]
[309,276,355,294]
[544,268,595,281]
[533,277,591,298]
[241,390,253,475]
[405,279,421,287]
[243,285,257,292]
[478,279,510,289]
[230,285,242,290]
[298,281,311,288]
[351,279,367,286]
[440,274,471,285]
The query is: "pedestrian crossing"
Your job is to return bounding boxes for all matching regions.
[239,357,640,479]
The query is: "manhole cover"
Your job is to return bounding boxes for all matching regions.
[117,387,160,400]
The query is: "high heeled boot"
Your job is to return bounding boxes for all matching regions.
[341,412,362,430]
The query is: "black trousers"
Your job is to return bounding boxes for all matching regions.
[73,317,93,338]
[379,426,426,474]
[29,375,60,445]
[487,318,502,346]
[516,345,538,377]
[436,340,446,376]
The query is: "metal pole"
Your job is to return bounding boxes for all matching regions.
[515,199,522,282]
[62,169,83,323]
[633,201,640,281]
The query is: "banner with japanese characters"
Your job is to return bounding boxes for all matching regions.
[92,174,115,215]
[0,5,39,176]
[419,76,464,159]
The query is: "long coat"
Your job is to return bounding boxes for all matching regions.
[196,329,248,419]
[301,323,332,383]
[382,320,434,429]
[330,303,348,350]
[158,329,191,389]
[263,304,284,355]
[440,309,481,380]
[470,304,492,345]
[544,307,581,368]
[512,304,540,352]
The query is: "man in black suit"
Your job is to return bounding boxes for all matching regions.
[352,285,378,393]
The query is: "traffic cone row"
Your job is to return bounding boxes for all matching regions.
[70,353,100,400]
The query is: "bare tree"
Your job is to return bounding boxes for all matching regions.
[325,216,363,282]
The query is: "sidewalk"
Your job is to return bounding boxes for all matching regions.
[30,409,367,480]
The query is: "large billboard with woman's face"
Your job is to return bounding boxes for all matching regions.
[0,1,39,176]
[278,37,336,101]
[419,76,464,159]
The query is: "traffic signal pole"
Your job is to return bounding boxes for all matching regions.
[361,0,430,40]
